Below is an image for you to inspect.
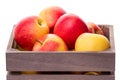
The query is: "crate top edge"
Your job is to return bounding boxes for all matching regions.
[6,49,115,54]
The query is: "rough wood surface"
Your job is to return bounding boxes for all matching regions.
[6,51,115,71]
[6,25,115,72]
[7,73,115,80]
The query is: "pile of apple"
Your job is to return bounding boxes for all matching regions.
[14,6,110,52]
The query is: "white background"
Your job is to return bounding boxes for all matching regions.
[0,0,120,80]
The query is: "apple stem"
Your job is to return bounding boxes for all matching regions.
[38,21,42,26]
[37,19,43,26]
[36,40,43,45]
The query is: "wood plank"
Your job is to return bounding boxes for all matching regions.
[6,51,115,71]
[7,73,115,80]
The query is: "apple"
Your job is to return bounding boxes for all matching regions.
[22,71,38,74]
[14,16,49,51]
[39,6,66,32]
[32,34,68,51]
[84,72,101,75]
[54,13,89,49]
[75,33,110,51]
[86,22,104,35]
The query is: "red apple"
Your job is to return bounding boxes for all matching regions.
[54,13,89,49]
[86,22,104,35]
[14,16,49,51]
[39,6,66,32]
[32,34,68,51]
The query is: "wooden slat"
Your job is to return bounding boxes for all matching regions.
[6,51,115,71]
[7,73,115,80]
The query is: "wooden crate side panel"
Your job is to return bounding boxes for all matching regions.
[109,25,115,51]
[7,74,115,80]
[6,52,115,71]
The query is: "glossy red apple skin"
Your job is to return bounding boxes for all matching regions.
[86,22,104,35]
[32,34,68,51]
[54,13,89,49]
[39,6,66,32]
[14,16,49,51]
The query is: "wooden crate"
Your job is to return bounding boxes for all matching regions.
[6,25,115,80]
[7,73,114,80]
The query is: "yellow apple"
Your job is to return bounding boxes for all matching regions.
[75,33,110,51]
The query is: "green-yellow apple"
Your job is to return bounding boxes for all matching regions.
[54,13,88,49]
[14,16,49,51]
[39,6,66,32]
[86,22,104,35]
[32,34,68,51]
[75,33,110,51]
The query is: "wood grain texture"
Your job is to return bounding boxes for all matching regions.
[7,73,115,80]
[6,51,115,71]
[6,25,115,72]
